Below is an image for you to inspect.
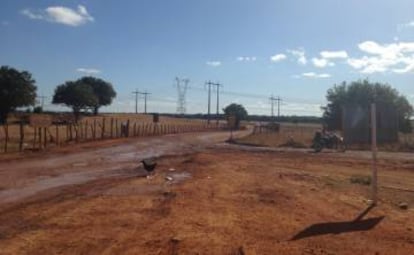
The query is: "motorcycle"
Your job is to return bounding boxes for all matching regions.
[311,131,346,153]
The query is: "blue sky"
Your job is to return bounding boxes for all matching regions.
[2,0,414,116]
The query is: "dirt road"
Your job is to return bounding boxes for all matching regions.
[0,130,247,206]
[0,131,413,254]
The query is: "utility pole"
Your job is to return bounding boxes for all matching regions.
[277,96,282,117]
[205,81,222,125]
[205,81,213,124]
[269,95,276,119]
[270,95,282,120]
[132,90,140,114]
[371,103,378,205]
[138,91,151,114]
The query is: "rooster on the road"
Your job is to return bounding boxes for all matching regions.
[141,158,157,178]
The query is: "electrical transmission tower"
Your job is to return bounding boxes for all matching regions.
[175,77,190,114]
[37,95,47,108]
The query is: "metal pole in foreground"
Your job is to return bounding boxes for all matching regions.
[371,103,378,205]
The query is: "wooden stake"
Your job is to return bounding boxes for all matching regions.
[19,122,24,152]
[4,124,9,153]
[371,103,378,205]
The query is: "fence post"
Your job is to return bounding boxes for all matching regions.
[38,127,42,149]
[33,126,37,150]
[55,124,59,146]
[115,119,119,137]
[19,121,24,152]
[3,124,8,153]
[110,118,114,138]
[101,117,105,139]
[43,127,47,148]
[93,119,96,140]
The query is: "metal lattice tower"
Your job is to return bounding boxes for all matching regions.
[175,77,189,114]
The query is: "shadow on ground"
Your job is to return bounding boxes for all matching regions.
[291,204,384,241]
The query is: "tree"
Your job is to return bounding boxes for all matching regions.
[52,81,98,121]
[322,79,413,132]
[223,103,248,128]
[0,66,37,123]
[78,76,116,115]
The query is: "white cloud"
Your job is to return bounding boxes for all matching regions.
[301,72,331,78]
[270,54,286,62]
[398,21,414,30]
[312,58,335,68]
[287,48,307,65]
[76,68,101,74]
[237,56,257,62]
[320,50,348,59]
[347,40,414,74]
[206,61,221,67]
[21,5,94,26]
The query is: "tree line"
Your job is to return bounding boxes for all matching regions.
[0,65,413,131]
[0,66,116,123]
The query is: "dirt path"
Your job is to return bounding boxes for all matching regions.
[0,130,248,206]
[0,147,412,254]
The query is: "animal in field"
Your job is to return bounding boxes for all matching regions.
[141,158,157,177]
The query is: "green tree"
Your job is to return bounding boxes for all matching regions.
[322,79,413,132]
[52,81,98,121]
[78,76,116,115]
[223,103,248,129]
[0,66,37,123]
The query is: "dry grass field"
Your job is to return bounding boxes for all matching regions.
[236,123,321,148]
[237,122,414,152]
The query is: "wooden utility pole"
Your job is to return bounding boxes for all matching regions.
[205,81,222,125]
[138,91,151,114]
[270,96,282,119]
[132,90,140,114]
[371,103,378,205]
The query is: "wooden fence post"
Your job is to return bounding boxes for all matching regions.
[93,119,96,140]
[19,122,24,152]
[33,127,37,149]
[43,127,47,148]
[3,124,8,153]
[110,118,114,138]
[133,122,137,136]
[85,121,89,140]
[55,124,59,146]
[38,127,42,149]
[115,119,119,138]
[101,117,106,139]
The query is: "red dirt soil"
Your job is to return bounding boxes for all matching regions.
[0,136,413,254]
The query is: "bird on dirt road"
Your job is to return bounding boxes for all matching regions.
[141,158,157,178]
